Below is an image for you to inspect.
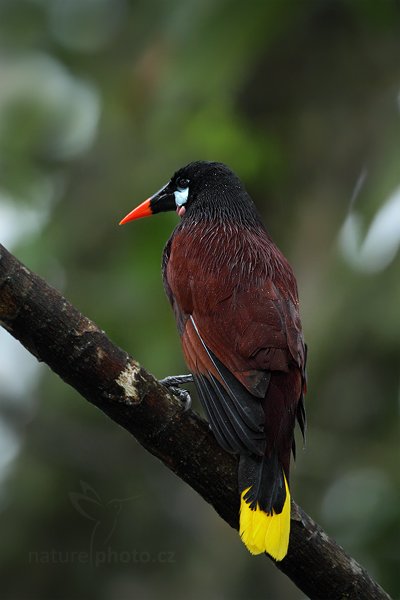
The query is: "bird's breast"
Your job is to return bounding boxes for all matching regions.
[165,223,249,314]
[165,221,291,294]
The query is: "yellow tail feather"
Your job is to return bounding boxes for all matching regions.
[239,473,291,561]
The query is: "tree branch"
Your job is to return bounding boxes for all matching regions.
[0,244,391,600]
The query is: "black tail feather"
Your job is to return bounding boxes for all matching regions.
[239,453,286,514]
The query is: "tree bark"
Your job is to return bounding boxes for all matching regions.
[0,244,392,600]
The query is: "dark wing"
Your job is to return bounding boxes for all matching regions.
[183,315,266,455]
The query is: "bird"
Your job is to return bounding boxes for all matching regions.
[119,161,306,561]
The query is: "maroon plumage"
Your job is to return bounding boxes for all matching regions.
[120,161,306,559]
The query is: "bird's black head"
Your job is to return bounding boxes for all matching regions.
[119,160,260,226]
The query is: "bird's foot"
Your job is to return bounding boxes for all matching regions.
[159,374,194,412]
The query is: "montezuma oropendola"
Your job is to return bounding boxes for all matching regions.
[120,161,306,560]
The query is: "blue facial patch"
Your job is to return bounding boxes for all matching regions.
[174,187,189,207]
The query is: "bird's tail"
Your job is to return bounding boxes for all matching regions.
[239,453,291,561]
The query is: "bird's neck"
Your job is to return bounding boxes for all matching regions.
[182,189,262,229]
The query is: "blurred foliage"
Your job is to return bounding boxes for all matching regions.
[0,0,399,599]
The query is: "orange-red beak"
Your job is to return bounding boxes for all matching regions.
[119,198,152,225]
[119,182,177,226]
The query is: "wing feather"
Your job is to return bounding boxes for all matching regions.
[183,316,266,455]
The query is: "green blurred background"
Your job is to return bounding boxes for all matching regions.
[0,0,399,598]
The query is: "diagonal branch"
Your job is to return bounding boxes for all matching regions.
[0,244,391,600]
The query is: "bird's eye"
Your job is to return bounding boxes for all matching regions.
[177,177,189,191]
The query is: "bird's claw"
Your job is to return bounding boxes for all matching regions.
[159,374,193,412]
